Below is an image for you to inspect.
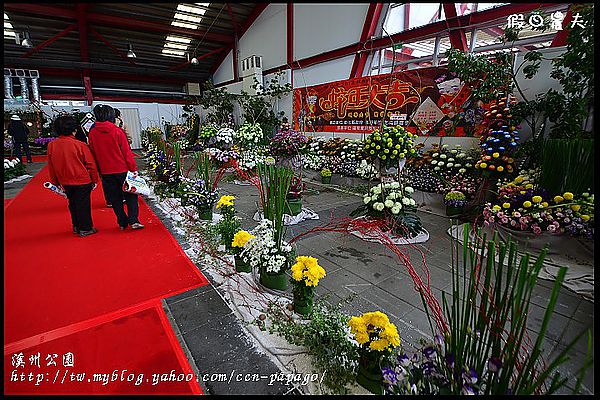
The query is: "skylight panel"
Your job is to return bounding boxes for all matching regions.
[171,20,199,30]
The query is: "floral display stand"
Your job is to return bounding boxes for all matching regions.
[348,217,430,245]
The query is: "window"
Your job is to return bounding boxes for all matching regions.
[161,3,210,58]
[4,13,15,38]
[383,3,446,36]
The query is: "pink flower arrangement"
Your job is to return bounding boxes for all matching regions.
[269,129,308,158]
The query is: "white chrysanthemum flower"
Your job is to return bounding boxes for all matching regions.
[405,186,414,194]
[391,206,401,215]
[373,202,385,211]
[390,182,400,189]
[432,153,438,157]
[402,197,410,205]
[363,196,371,204]
[447,163,454,168]
[440,154,447,159]
[438,161,444,166]
[384,199,394,208]
[431,160,438,165]
[459,168,466,174]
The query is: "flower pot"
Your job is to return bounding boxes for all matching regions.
[260,269,288,290]
[446,205,464,217]
[197,206,213,221]
[235,254,251,273]
[356,351,384,395]
[293,285,314,316]
[285,198,302,216]
[321,175,331,184]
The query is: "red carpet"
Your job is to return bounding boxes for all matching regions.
[4,165,208,394]
[5,305,202,394]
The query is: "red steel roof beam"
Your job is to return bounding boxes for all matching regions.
[443,3,469,51]
[352,3,384,78]
[551,7,572,47]
[169,46,228,71]
[89,27,136,66]
[20,23,78,58]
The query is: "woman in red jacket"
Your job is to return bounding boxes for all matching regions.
[47,115,100,237]
[88,104,144,230]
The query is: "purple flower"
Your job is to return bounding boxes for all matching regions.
[422,361,436,375]
[397,353,410,366]
[462,384,477,395]
[488,357,502,373]
[434,334,444,346]
[381,366,398,385]
[445,353,455,368]
[462,367,478,384]
[423,346,437,359]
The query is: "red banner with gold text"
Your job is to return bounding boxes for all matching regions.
[292,67,486,137]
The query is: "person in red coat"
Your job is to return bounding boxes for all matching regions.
[48,115,100,237]
[88,104,144,230]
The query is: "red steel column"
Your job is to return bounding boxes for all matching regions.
[550,7,572,47]
[443,3,468,51]
[351,3,384,78]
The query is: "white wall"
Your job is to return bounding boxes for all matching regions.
[293,3,369,60]
[213,50,234,85]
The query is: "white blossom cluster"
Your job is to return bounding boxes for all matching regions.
[339,139,361,162]
[204,147,239,164]
[356,159,380,180]
[4,158,21,169]
[215,127,235,146]
[363,181,416,215]
[429,144,475,175]
[234,123,263,146]
[239,219,294,273]
[301,152,325,170]
[238,148,267,171]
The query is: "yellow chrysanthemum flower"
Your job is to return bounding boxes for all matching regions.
[525,184,533,189]
[231,230,255,248]
[291,256,326,286]
[492,205,501,211]
[581,215,591,222]
[532,196,542,203]
[514,176,524,184]
[554,195,564,203]
[492,152,500,158]
[541,202,549,208]
[571,204,581,212]
[216,195,235,209]
[563,192,574,201]
[523,201,532,208]
[502,202,511,209]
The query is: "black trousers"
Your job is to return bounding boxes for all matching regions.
[14,141,32,162]
[63,183,94,231]
[102,172,140,228]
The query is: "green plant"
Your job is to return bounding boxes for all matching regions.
[267,296,361,394]
[419,223,593,394]
[194,151,216,192]
[215,196,241,251]
[320,168,332,177]
[197,81,236,126]
[444,191,466,201]
[256,163,294,247]
[538,138,594,195]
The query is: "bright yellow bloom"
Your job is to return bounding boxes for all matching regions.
[554,195,564,203]
[348,311,399,351]
[571,204,581,212]
[492,152,500,158]
[581,215,591,222]
[525,184,533,189]
[291,256,326,286]
[497,166,504,172]
[563,192,574,201]
[502,202,511,209]
[532,196,542,203]
[231,230,255,248]
[492,205,501,211]
[216,195,235,209]
[523,201,532,208]
[541,202,549,208]
[480,162,487,169]
[514,176,524,184]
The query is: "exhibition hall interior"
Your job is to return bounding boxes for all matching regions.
[3,2,594,395]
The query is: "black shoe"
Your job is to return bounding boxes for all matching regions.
[130,223,145,230]
[79,228,98,237]
[120,226,127,231]
[73,227,80,234]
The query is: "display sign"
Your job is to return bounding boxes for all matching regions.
[292,67,486,137]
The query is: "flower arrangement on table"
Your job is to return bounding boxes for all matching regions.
[33,136,56,146]
[4,157,26,181]
[234,123,263,147]
[290,256,326,316]
[215,195,241,252]
[361,125,417,169]
[231,230,255,272]
[269,129,308,159]
[349,311,400,394]
[351,181,423,238]
[204,147,239,166]
[483,187,594,239]
[169,124,188,142]
[177,177,220,220]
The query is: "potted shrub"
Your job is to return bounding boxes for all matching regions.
[444,190,467,217]
[178,177,219,221]
[290,256,326,316]
[320,168,332,184]
[348,311,400,394]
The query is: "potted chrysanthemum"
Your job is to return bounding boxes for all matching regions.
[320,168,332,184]
[290,256,326,316]
[444,190,467,217]
[348,311,400,394]
[215,195,240,251]
[231,229,255,272]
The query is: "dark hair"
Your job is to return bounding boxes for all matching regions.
[53,115,79,136]
[93,104,116,122]
[114,108,121,118]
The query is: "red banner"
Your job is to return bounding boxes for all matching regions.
[292,67,486,137]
